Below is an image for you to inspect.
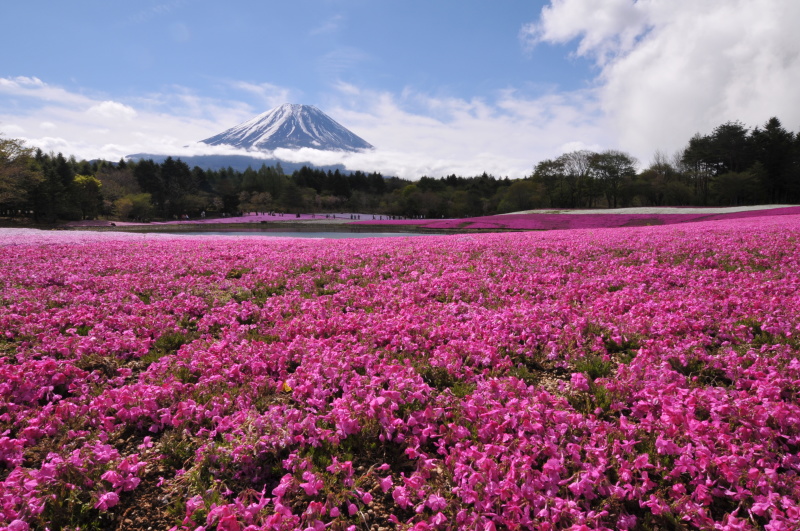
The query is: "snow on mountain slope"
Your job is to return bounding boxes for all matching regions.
[201,103,373,152]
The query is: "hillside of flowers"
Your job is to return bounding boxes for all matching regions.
[1,214,799,530]
[354,206,800,231]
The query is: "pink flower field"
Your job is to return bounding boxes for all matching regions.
[353,206,800,231]
[1,215,799,530]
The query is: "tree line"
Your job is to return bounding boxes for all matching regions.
[2,116,799,223]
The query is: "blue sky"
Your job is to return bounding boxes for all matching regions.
[2,0,799,178]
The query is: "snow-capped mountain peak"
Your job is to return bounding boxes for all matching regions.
[200,103,373,152]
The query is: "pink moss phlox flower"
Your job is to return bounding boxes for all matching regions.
[94,490,119,510]
[300,471,323,496]
[570,373,590,392]
[3,214,800,528]
[379,475,393,493]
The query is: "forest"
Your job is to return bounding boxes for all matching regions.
[1,116,799,223]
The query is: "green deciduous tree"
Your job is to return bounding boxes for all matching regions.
[114,193,153,220]
[0,135,43,217]
[590,150,637,209]
[72,174,103,219]
[497,180,546,213]
[559,150,598,208]
[532,157,567,208]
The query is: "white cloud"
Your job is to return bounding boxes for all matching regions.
[0,124,26,135]
[228,81,294,110]
[1,75,613,178]
[523,0,649,64]
[1,76,45,88]
[524,0,800,160]
[332,80,361,97]
[560,140,602,153]
[315,85,608,178]
[0,77,235,160]
[123,83,612,180]
[88,101,137,120]
[310,14,345,36]
[0,76,87,106]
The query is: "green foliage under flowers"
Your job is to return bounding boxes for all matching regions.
[140,331,197,366]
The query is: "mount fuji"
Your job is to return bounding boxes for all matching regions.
[127,104,373,173]
[201,104,373,152]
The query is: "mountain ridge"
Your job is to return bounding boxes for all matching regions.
[124,153,350,174]
[200,103,373,152]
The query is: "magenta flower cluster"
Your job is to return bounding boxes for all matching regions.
[1,213,799,530]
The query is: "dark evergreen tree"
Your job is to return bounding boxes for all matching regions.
[367,172,387,195]
[329,170,350,198]
[709,121,753,174]
[160,157,196,216]
[134,159,163,210]
[280,179,304,211]
[751,117,795,203]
